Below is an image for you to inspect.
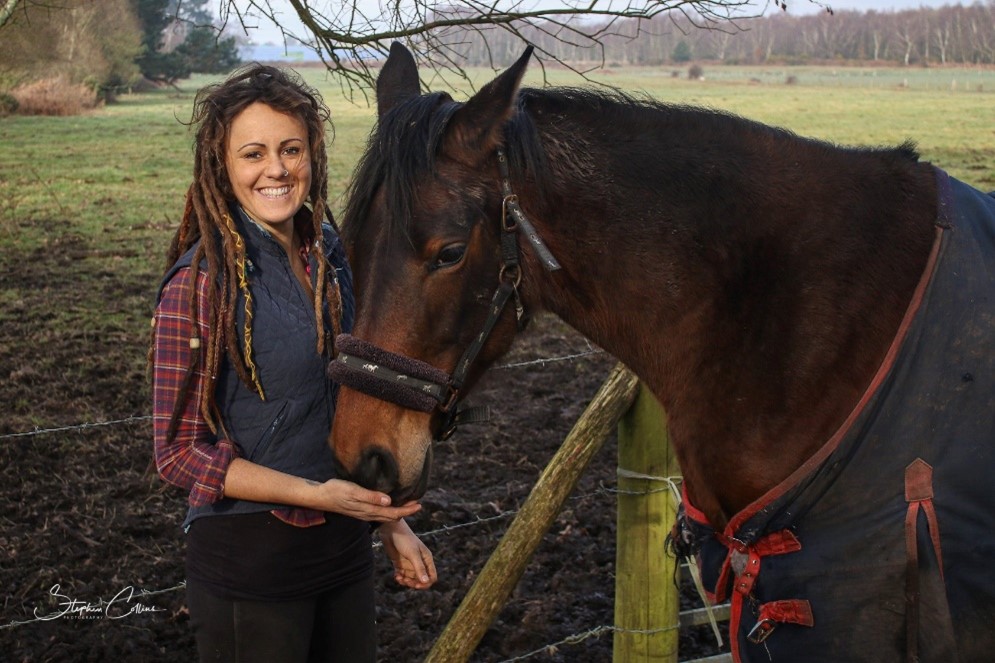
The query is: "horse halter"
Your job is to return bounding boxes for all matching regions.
[327,148,561,440]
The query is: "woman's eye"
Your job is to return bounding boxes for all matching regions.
[434,244,466,269]
[283,146,301,156]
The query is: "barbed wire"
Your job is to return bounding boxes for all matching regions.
[494,348,604,370]
[372,510,517,550]
[0,415,153,441]
[0,348,607,442]
[498,623,680,662]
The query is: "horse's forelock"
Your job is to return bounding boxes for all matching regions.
[342,92,460,249]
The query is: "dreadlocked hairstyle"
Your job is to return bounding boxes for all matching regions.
[152,63,342,443]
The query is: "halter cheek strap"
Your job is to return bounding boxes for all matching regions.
[497,149,561,271]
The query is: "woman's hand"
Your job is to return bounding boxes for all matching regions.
[379,519,437,590]
[311,478,422,522]
[221,459,421,521]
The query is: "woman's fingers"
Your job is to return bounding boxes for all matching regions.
[319,479,422,521]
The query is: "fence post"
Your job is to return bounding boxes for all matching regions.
[426,363,639,662]
[614,385,680,661]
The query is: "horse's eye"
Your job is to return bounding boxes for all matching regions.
[433,244,466,269]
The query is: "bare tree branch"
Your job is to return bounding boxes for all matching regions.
[222,0,789,95]
[0,0,23,30]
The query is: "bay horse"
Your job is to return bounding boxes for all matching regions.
[329,42,995,662]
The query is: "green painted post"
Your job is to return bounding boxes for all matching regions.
[614,385,680,662]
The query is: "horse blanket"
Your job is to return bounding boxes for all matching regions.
[674,168,995,663]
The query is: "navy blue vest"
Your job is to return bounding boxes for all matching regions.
[158,206,354,527]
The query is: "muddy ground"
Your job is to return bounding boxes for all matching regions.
[0,231,727,662]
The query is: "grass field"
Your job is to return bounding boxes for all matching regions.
[0,61,992,423]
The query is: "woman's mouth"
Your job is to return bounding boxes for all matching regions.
[258,185,291,198]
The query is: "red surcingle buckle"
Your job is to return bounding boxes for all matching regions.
[747,599,814,644]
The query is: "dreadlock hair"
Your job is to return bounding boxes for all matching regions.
[151,63,342,442]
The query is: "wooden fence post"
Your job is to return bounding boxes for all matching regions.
[426,363,639,662]
[614,385,680,661]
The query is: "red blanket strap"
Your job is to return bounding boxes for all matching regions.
[747,599,815,644]
[713,529,802,602]
[904,458,944,663]
[712,529,806,662]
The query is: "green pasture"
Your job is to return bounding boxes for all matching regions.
[2,64,993,250]
[0,63,992,402]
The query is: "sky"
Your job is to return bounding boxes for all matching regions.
[227,0,974,47]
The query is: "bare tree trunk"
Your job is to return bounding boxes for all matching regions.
[934,25,949,64]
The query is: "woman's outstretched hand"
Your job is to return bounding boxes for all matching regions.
[312,478,422,522]
[379,518,437,590]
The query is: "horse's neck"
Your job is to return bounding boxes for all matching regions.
[521,118,938,527]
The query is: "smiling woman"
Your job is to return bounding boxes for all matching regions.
[148,63,438,662]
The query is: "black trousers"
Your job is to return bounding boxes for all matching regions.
[186,576,377,663]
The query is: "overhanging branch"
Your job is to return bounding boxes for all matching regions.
[223,0,820,95]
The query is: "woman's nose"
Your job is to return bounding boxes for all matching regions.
[267,155,289,178]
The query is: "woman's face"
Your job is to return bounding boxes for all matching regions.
[225,102,311,232]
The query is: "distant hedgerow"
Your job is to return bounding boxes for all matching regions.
[11,76,100,116]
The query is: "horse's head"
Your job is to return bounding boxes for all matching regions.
[329,43,537,503]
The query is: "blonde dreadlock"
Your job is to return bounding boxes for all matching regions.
[150,63,342,441]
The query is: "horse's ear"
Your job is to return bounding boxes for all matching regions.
[444,46,533,161]
[377,42,420,118]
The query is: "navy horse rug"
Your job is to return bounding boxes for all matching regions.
[673,168,995,663]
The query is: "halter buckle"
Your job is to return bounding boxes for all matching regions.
[439,385,459,413]
[501,194,519,231]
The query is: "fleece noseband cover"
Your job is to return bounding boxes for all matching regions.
[326,334,451,413]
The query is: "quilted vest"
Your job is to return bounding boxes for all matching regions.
[158,205,355,527]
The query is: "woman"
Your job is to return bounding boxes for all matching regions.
[150,63,436,661]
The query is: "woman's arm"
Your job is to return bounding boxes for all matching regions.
[222,459,421,522]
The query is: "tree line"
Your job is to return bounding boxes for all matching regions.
[438,2,995,68]
[0,0,240,101]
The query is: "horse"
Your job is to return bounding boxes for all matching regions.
[327,42,995,662]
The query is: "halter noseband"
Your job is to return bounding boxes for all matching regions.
[327,148,561,440]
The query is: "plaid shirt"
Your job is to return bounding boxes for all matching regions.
[152,266,325,527]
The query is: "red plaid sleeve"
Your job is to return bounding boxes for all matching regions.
[152,267,240,508]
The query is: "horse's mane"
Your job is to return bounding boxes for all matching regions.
[342,85,921,246]
[342,92,459,248]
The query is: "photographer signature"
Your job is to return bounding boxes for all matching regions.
[32,584,166,621]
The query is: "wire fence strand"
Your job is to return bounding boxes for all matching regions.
[0,348,607,442]
[0,415,152,440]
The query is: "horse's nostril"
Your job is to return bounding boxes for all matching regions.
[355,446,399,493]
